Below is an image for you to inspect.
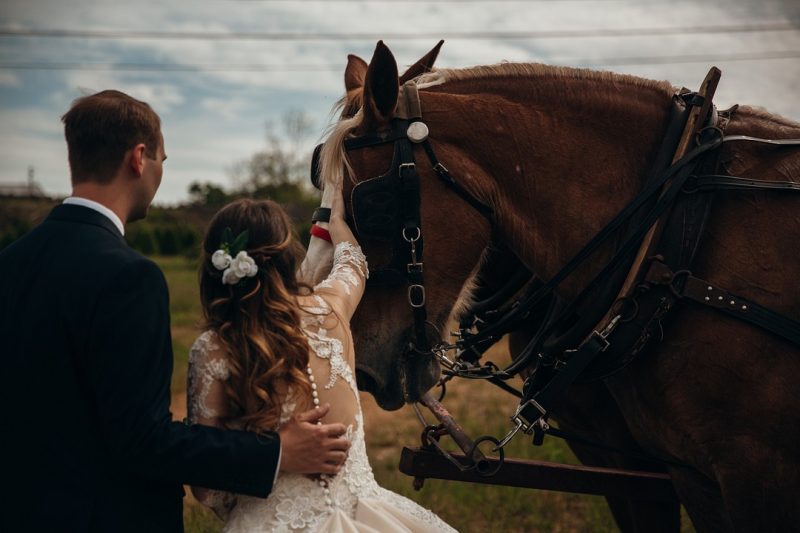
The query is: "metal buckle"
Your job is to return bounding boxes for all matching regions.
[399,162,416,177]
[494,399,549,451]
[593,333,611,353]
[408,284,426,308]
[592,314,622,352]
[513,398,547,426]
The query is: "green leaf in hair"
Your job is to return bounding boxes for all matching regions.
[221,227,234,254]
[230,229,250,256]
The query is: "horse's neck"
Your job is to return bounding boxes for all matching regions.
[425,73,675,293]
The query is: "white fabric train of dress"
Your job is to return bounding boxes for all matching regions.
[187,242,457,533]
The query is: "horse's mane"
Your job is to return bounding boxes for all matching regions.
[319,108,361,190]
[416,62,675,98]
[734,105,800,130]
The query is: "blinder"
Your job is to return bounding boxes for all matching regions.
[350,137,415,242]
[339,118,427,287]
[308,118,427,286]
[310,143,323,191]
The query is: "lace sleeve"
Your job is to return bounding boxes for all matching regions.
[186,331,237,519]
[313,241,368,320]
[187,331,231,423]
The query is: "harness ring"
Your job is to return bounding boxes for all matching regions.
[402,227,421,243]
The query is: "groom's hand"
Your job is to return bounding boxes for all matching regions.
[278,404,350,475]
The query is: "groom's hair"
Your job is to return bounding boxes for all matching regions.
[62,89,162,185]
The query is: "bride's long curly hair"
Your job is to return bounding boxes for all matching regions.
[200,198,312,432]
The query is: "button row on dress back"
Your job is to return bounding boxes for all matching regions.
[307,365,333,508]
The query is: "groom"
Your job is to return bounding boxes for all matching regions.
[0,90,350,532]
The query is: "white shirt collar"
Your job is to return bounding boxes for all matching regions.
[63,197,125,236]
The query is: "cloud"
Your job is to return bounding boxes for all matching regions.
[0,72,20,87]
[0,107,69,198]
[61,70,186,113]
[2,0,799,203]
[199,97,241,120]
[0,107,62,137]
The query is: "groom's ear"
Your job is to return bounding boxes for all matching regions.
[128,143,146,177]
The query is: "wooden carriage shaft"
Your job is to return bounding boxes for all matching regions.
[399,447,679,502]
[611,69,720,304]
[419,391,486,462]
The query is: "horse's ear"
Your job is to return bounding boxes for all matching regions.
[343,54,368,117]
[345,54,368,92]
[362,41,399,124]
[399,40,444,84]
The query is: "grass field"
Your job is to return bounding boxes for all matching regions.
[156,256,692,533]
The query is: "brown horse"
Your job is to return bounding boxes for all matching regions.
[317,41,800,532]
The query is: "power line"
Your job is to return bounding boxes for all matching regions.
[0,62,339,72]
[230,0,624,2]
[232,0,622,2]
[1,22,798,41]
[2,51,798,72]
[582,50,800,66]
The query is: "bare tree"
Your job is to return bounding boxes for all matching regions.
[230,109,316,191]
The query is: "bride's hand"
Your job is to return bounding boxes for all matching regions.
[278,404,350,475]
[327,180,355,245]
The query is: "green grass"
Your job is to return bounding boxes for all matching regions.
[155,255,204,394]
[154,255,694,533]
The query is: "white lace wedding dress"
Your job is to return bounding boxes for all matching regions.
[187,241,457,532]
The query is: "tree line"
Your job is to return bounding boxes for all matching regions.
[1,111,322,257]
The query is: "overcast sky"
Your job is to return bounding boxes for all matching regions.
[2,0,799,204]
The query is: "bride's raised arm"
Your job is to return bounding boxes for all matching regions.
[297,173,337,286]
[310,182,367,320]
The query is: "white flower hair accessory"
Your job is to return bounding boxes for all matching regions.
[213,227,259,286]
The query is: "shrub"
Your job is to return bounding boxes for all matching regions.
[127,226,157,255]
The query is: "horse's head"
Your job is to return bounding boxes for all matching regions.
[316,41,494,410]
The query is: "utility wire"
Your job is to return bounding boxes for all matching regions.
[0,62,339,72]
[231,0,622,2]
[230,0,625,2]
[2,50,798,72]
[1,22,798,41]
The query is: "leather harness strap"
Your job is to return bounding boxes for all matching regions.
[689,175,800,193]
[645,261,800,347]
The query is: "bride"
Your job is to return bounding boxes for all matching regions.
[186,186,456,532]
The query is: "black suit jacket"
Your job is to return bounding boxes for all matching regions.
[0,204,280,533]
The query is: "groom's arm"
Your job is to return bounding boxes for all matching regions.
[85,257,278,497]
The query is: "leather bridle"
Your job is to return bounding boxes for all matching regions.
[343,94,493,359]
